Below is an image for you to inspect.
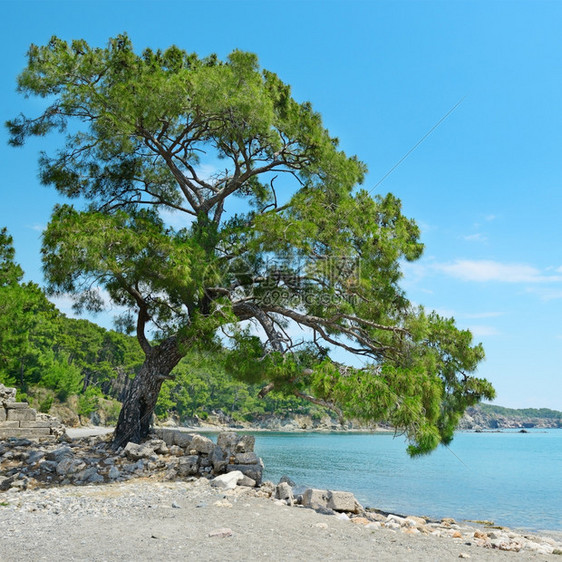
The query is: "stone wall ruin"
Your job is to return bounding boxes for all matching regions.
[0,384,63,440]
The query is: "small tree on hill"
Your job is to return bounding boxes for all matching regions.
[7,35,494,453]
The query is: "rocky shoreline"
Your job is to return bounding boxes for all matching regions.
[160,405,562,434]
[2,376,561,561]
[458,406,561,431]
[1,429,561,560]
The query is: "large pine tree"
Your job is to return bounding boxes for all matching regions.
[8,35,494,453]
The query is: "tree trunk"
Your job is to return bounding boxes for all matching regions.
[19,358,24,389]
[112,337,183,450]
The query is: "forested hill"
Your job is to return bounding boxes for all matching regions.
[0,269,329,428]
[458,404,562,430]
[0,226,330,426]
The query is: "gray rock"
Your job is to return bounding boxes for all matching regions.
[75,467,104,484]
[209,445,226,473]
[226,463,262,485]
[169,445,184,456]
[211,471,244,490]
[173,432,194,449]
[164,468,178,480]
[10,479,27,491]
[238,475,257,487]
[45,446,73,462]
[235,435,255,453]
[177,455,199,477]
[259,481,276,497]
[39,460,57,473]
[327,490,359,513]
[153,441,169,455]
[279,475,296,487]
[0,476,15,491]
[217,432,238,452]
[123,442,158,461]
[234,452,259,465]
[208,527,233,538]
[6,407,37,422]
[276,482,294,505]
[152,428,175,446]
[5,402,33,409]
[55,458,84,476]
[144,438,167,453]
[212,461,227,474]
[210,444,226,461]
[10,438,32,447]
[25,450,46,465]
[190,434,214,454]
[316,506,337,516]
[0,384,17,403]
[107,466,121,480]
[123,442,141,459]
[302,488,329,510]
[199,456,212,469]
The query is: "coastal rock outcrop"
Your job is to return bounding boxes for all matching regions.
[0,429,263,493]
[153,429,263,484]
[458,405,562,430]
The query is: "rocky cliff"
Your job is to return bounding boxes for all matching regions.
[458,405,562,430]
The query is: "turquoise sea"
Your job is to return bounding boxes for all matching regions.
[250,429,562,533]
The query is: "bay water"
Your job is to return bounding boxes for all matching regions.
[251,429,562,532]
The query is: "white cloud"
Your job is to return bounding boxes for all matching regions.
[463,233,487,243]
[196,163,220,182]
[419,288,434,294]
[435,260,562,283]
[48,288,129,331]
[526,287,562,301]
[47,293,77,317]
[400,261,429,282]
[468,325,501,337]
[463,232,488,242]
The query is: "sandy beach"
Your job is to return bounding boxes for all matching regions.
[0,478,560,562]
[1,427,559,561]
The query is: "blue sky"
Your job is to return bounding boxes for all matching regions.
[1,0,561,409]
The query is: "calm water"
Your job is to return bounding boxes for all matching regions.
[250,430,562,532]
